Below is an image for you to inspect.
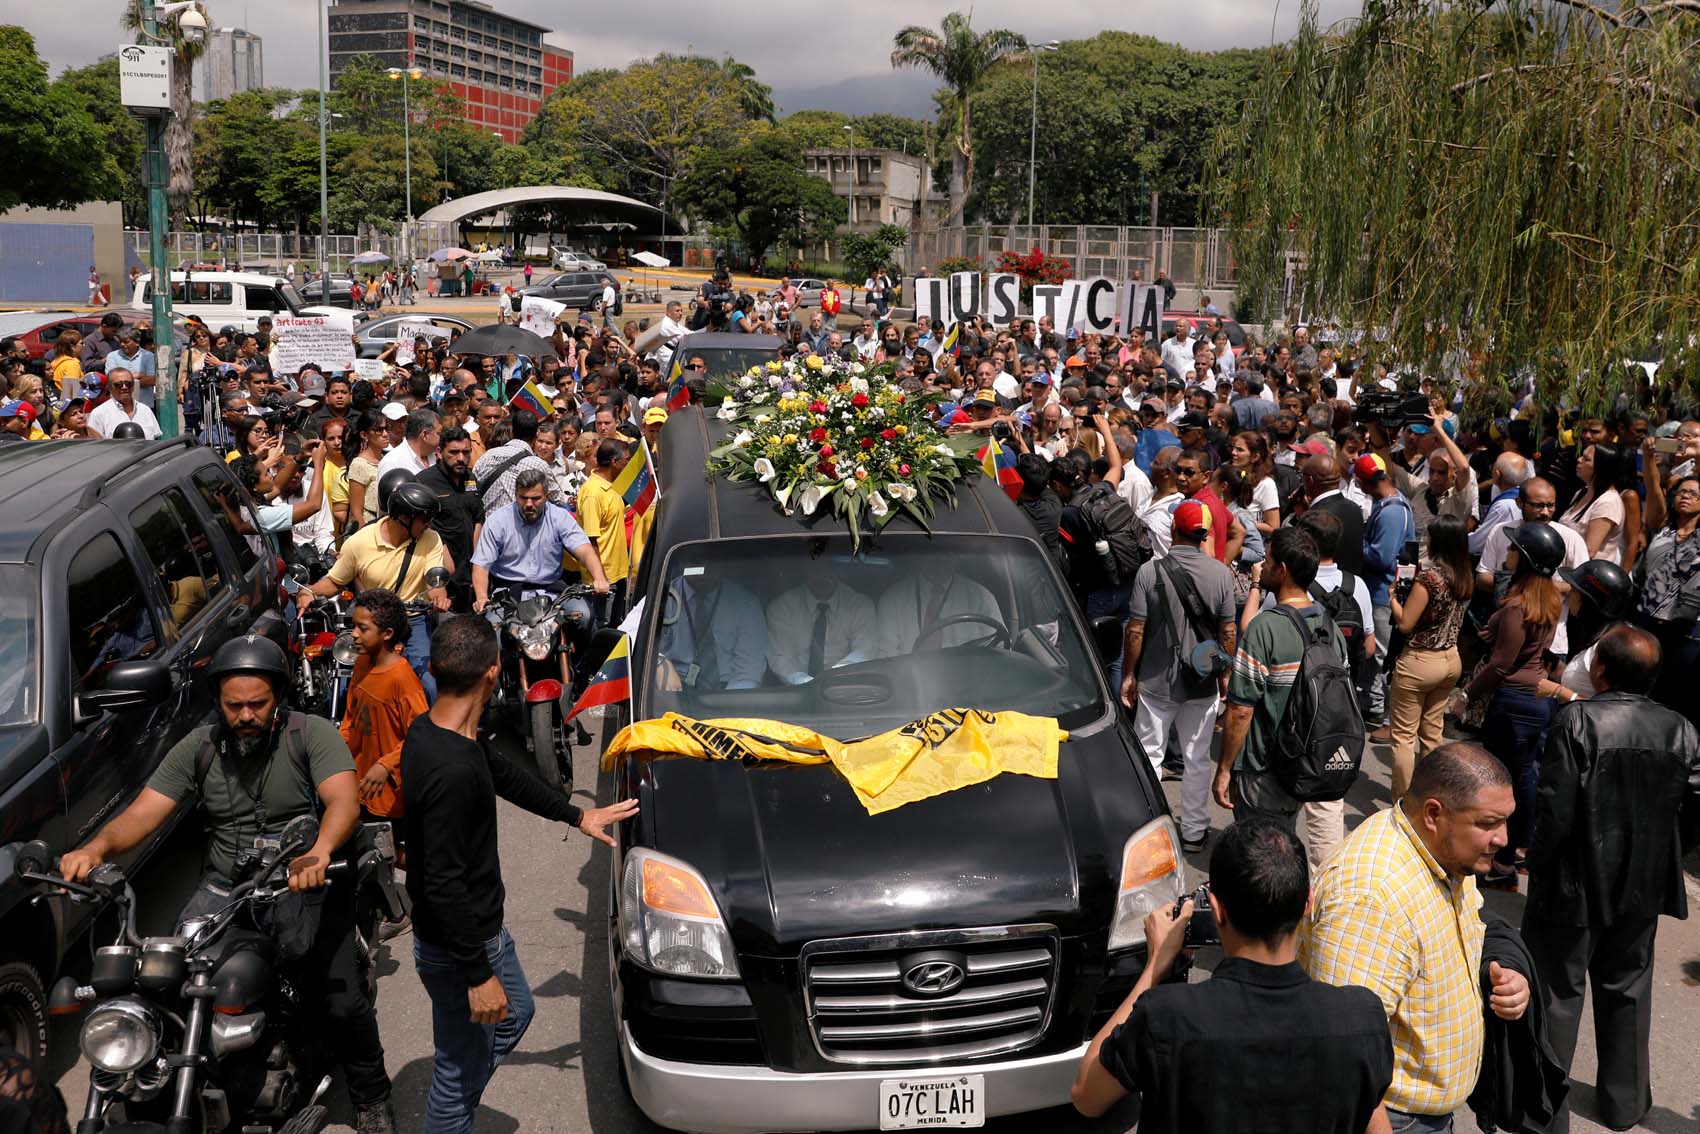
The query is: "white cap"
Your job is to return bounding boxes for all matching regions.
[380,401,409,421]
[992,373,1020,400]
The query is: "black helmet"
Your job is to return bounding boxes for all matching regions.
[1504,523,1565,578]
[387,479,440,525]
[1560,559,1635,619]
[207,634,291,689]
[110,422,146,440]
[376,468,414,515]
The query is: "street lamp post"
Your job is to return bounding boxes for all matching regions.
[133,0,208,437]
[317,0,330,302]
[388,64,423,267]
[1028,40,1059,229]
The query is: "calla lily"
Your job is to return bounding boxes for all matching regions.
[732,429,754,448]
[897,484,918,503]
[717,401,739,420]
[800,482,830,515]
[753,457,777,482]
[868,491,889,518]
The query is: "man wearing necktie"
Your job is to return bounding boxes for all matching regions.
[765,577,878,684]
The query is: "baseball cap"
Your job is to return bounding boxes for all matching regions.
[1172,499,1212,538]
[972,388,998,406]
[1176,412,1209,431]
[1408,417,1457,438]
[1140,397,1166,415]
[1353,453,1389,482]
[1030,373,1053,386]
[643,405,669,425]
[380,401,409,421]
[1288,439,1330,457]
[1065,355,1086,368]
[0,400,37,423]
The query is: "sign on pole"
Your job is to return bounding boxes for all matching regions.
[118,45,172,113]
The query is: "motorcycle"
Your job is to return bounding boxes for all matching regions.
[8,814,391,1134]
[482,582,616,791]
[285,567,357,720]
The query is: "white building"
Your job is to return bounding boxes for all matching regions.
[802,148,933,232]
[201,27,264,102]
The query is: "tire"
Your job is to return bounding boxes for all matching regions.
[530,700,563,790]
[0,960,47,1065]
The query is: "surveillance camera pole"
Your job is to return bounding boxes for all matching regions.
[137,0,182,437]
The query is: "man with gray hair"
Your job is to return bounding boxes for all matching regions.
[376,406,440,480]
[470,466,609,612]
[87,368,162,438]
[1469,450,1533,556]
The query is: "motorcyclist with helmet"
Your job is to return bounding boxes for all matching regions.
[1549,559,1637,700]
[299,475,452,701]
[58,636,397,1134]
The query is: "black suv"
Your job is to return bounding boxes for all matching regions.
[607,409,1185,1132]
[0,439,287,1060]
[519,270,622,311]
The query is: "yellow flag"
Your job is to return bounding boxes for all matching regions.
[603,709,1067,815]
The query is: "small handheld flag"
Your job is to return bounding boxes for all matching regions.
[939,322,960,357]
[614,438,658,518]
[566,636,630,721]
[508,377,553,420]
[665,355,691,410]
[977,435,1022,501]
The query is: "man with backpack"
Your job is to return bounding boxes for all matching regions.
[1122,500,1237,852]
[1052,427,1151,686]
[1215,527,1365,869]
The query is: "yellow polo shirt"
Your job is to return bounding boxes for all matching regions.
[1298,805,1485,1116]
[325,520,445,602]
[576,474,628,585]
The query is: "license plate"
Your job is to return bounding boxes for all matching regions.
[878,1074,984,1130]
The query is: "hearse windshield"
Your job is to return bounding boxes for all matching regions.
[645,533,1103,735]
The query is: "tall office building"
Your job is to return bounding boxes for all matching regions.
[327,0,573,143]
[201,27,264,102]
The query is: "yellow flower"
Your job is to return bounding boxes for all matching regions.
[894,424,908,436]
[766,361,783,372]
[805,355,824,370]
[783,433,799,445]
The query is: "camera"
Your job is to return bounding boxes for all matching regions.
[1172,883,1220,947]
[990,421,1013,444]
[1352,389,1431,432]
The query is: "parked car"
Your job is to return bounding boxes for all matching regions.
[0,312,103,361]
[296,275,358,307]
[768,277,827,308]
[130,272,346,333]
[354,314,475,359]
[550,245,607,271]
[667,331,782,385]
[0,438,289,1062]
[520,271,623,312]
[1162,311,1247,350]
[607,409,1184,1133]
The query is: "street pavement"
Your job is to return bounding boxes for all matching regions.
[51,711,1700,1133]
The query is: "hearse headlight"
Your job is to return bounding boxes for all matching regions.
[619,848,740,979]
[80,998,160,1074]
[1107,817,1187,951]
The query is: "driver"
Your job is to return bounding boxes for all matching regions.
[58,636,396,1134]
[470,468,611,610]
[765,575,877,684]
[298,479,451,701]
[656,572,767,690]
[876,560,1002,657]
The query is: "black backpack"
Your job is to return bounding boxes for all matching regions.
[1308,570,1367,671]
[1074,482,1154,581]
[1268,605,1365,802]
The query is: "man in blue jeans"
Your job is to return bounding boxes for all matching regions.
[402,615,638,1133]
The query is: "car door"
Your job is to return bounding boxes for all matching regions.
[187,464,273,630]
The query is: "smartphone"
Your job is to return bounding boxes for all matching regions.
[1653,436,1682,455]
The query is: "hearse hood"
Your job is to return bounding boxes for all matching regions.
[621,719,1160,956]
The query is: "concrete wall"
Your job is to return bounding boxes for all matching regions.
[0,201,125,304]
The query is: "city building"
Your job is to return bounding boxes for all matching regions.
[201,27,264,102]
[328,0,573,143]
[802,148,937,232]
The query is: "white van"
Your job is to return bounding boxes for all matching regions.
[128,272,344,333]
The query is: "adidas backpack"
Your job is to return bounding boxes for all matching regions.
[1268,604,1365,802]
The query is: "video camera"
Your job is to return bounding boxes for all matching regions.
[690,270,736,331]
[1352,389,1432,432]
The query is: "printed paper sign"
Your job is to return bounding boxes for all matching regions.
[271,313,356,374]
[520,296,567,338]
[353,358,388,385]
[392,320,443,365]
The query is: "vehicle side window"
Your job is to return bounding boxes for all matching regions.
[247,286,287,313]
[66,533,161,693]
[128,489,226,639]
[191,467,262,572]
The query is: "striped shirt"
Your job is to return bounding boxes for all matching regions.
[1226,601,1344,774]
[1298,806,1485,1116]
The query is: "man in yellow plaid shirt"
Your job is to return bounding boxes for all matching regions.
[1300,743,1531,1132]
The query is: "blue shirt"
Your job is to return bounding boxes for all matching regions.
[1361,493,1417,603]
[471,502,590,587]
[1134,428,1181,474]
[105,347,156,376]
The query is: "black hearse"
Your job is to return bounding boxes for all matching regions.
[605,408,1187,1132]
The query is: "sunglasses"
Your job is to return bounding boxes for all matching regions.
[110,382,136,390]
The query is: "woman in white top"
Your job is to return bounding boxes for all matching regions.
[1558,443,1632,566]
[1230,431,1281,536]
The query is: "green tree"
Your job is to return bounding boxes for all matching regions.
[841,225,911,284]
[890,12,1027,225]
[1215,0,1700,409]
[675,132,845,266]
[0,27,118,212]
[50,57,145,223]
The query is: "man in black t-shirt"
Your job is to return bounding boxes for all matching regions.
[417,427,484,607]
[1072,819,1393,1134]
[1014,452,1065,573]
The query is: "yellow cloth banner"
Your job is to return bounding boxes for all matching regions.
[602,709,1068,815]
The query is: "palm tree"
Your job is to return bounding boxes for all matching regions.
[717,58,775,124]
[891,13,1027,226]
[122,1,206,223]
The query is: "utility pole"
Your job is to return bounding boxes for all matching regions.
[388,64,423,267]
[1027,41,1057,229]
[317,0,330,300]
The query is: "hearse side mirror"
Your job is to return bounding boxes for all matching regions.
[1089,616,1123,666]
[75,658,174,722]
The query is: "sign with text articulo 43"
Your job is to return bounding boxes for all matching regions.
[907,274,1165,340]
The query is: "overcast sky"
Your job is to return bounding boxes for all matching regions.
[7,1,1363,115]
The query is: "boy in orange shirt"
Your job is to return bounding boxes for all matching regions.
[340,588,428,820]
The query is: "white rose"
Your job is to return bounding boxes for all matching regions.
[754,414,771,426]
[887,483,905,499]
[898,484,918,503]
[849,376,869,394]
[934,445,955,456]
[753,457,777,482]
[850,362,866,375]
[732,430,754,448]
[738,375,756,388]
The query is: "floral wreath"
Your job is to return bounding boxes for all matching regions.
[707,355,985,545]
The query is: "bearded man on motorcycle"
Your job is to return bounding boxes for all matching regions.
[469,467,610,611]
[59,636,397,1134]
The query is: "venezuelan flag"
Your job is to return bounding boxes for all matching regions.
[508,377,552,419]
[665,354,691,410]
[566,635,629,721]
[978,435,1022,501]
[939,321,960,357]
[614,438,658,518]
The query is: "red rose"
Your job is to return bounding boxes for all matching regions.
[810,428,827,443]
[860,436,874,450]
[896,393,906,404]
[818,444,834,459]
[899,463,912,476]
[880,428,897,441]
[820,460,836,478]
[851,393,870,408]
[810,400,828,414]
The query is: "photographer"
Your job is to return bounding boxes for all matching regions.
[690,270,735,331]
[1072,819,1393,1132]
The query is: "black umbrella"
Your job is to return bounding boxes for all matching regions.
[450,323,555,359]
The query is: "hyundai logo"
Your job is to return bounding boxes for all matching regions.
[902,959,965,997]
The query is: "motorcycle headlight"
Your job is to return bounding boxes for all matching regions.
[80,998,160,1075]
[330,631,360,667]
[1106,817,1188,952]
[619,849,740,979]
[522,638,553,661]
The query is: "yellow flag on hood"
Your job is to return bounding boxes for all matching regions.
[602,709,1067,815]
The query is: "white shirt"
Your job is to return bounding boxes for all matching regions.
[1140,491,1185,559]
[764,583,879,683]
[1341,478,1374,519]
[876,574,1000,657]
[1116,462,1153,516]
[290,467,337,554]
[88,400,161,439]
[1263,562,1374,632]
[376,440,434,480]
[1476,521,1587,653]
[1160,336,1195,380]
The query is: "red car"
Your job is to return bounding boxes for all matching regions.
[0,311,108,360]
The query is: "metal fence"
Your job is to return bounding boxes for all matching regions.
[906,224,1243,295]
[126,229,408,274]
